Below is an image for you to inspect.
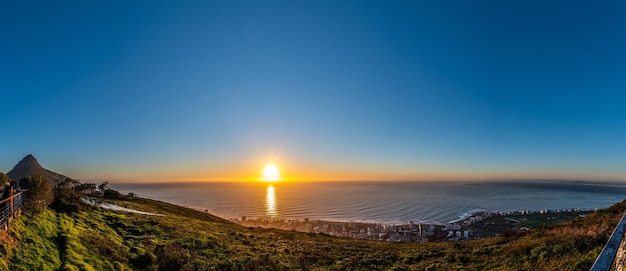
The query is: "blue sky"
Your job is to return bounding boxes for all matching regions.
[1,1,625,182]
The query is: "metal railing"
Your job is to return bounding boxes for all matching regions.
[591,213,626,271]
[0,191,24,230]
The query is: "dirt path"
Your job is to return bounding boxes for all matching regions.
[82,199,165,216]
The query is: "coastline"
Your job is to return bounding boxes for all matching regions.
[121,195,595,242]
[229,208,594,242]
[112,181,625,226]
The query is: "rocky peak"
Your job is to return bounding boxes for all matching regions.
[7,154,69,184]
[14,154,43,169]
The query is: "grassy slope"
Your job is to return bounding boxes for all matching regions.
[1,196,624,271]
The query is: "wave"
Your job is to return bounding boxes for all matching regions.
[447,208,487,223]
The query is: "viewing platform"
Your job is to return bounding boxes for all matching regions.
[0,191,24,230]
[591,213,626,271]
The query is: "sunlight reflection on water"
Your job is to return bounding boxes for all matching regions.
[265,185,277,216]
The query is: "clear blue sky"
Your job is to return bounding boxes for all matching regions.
[1,1,625,182]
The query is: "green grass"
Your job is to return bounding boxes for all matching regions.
[1,197,624,270]
[5,209,61,271]
[481,212,588,229]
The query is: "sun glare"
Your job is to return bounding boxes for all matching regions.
[262,164,280,182]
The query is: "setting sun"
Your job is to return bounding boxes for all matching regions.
[262,164,280,182]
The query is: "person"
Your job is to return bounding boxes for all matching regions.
[1,183,10,199]
[11,181,20,192]
[1,183,10,220]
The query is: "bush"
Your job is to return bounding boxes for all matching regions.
[103,189,122,199]
[52,188,84,213]
[22,175,54,214]
[0,173,12,184]
[131,252,156,270]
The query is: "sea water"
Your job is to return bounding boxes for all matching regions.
[112,181,626,225]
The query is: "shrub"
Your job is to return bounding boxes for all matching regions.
[131,252,156,270]
[0,172,12,184]
[22,175,54,214]
[52,188,85,213]
[103,189,122,199]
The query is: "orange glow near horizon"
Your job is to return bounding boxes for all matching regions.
[83,161,626,183]
[261,163,281,182]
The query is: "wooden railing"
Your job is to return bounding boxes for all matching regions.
[0,191,24,230]
[590,213,626,271]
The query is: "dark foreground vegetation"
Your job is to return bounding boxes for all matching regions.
[0,194,623,270]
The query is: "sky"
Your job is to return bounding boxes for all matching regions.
[1,1,625,182]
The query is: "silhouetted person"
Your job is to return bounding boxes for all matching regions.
[1,183,11,220]
[10,181,19,192]
[1,183,10,200]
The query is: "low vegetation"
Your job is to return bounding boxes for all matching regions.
[20,175,54,214]
[0,190,623,270]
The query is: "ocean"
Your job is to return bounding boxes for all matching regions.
[112,181,626,225]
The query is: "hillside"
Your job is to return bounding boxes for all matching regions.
[7,155,69,185]
[1,195,623,270]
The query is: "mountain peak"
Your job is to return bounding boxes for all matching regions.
[7,154,69,184]
[14,154,43,169]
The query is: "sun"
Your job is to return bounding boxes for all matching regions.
[262,163,280,182]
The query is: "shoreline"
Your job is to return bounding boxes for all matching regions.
[112,180,624,227]
[167,199,597,226]
[228,208,594,242]
[156,198,596,242]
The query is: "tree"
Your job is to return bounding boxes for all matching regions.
[58,178,75,189]
[22,174,54,213]
[52,187,85,213]
[103,189,121,199]
[0,172,12,185]
[98,181,109,191]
